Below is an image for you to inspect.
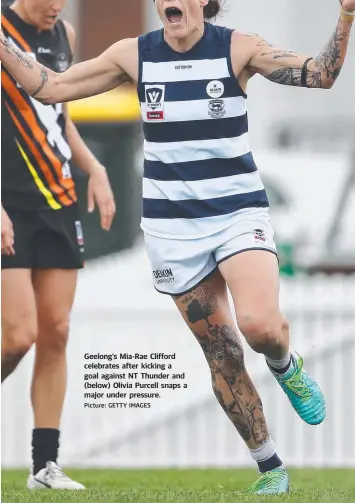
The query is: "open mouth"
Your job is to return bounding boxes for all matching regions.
[45,15,58,23]
[165,7,183,24]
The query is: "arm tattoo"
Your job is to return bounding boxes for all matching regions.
[313,18,347,82]
[1,36,34,69]
[265,67,322,88]
[256,38,275,48]
[176,285,269,447]
[263,18,349,88]
[260,49,298,60]
[32,67,49,97]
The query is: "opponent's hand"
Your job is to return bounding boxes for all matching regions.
[87,165,116,231]
[340,0,355,13]
[1,207,15,255]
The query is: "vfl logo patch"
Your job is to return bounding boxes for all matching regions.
[254,229,266,242]
[208,99,226,119]
[145,85,165,121]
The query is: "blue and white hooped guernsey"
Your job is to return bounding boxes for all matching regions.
[138,22,269,240]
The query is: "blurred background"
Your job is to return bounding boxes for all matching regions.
[2,0,355,471]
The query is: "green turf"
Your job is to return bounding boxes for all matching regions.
[2,469,355,502]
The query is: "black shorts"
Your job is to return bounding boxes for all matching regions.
[1,204,85,270]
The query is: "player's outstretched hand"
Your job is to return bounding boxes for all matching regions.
[87,165,116,231]
[340,0,355,13]
[1,206,15,256]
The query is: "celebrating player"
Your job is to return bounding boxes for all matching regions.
[1,0,115,490]
[1,0,353,494]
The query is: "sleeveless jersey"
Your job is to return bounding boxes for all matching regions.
[137,22,269,239]
[1,7,77,211]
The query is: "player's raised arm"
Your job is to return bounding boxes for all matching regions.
[243,4,354,89]
[0,32,137,104]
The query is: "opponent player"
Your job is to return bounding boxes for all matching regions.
[1,0,353,494]
[1,0,115,490]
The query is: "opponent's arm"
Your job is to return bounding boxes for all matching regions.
[61,22,116,231]
[244,4,354,89]
[0,29,136,104]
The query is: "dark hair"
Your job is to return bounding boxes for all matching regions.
[203,0,221,20]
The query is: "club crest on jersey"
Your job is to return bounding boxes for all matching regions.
[145,85,165,121]
[208,99,226,119]
[56,53,69,72]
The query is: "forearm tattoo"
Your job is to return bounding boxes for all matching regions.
[176,285,268,447]
[32,67,49,97]
[0,33,52,98]
[0,36,34,69]
[261,17,350,88]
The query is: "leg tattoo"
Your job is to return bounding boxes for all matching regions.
[178,285,269,447]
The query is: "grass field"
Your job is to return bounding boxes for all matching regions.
[2,468,355,502]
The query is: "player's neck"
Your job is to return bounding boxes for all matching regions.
[10,1,42,34]
[164,24,205,53]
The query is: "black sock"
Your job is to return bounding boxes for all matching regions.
[257,453,283,473]
[32,428,60,475]
[268,357,292,375]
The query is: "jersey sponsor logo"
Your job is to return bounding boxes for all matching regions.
[206,80,224,98]
[175,64,192,70]
[208,99,226,119]
[153,268,175,284]
[75,220,85,246]
[56,53,70,72]
[145,85,165,121]
[38,47,51,54]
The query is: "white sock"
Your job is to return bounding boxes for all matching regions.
[249,437,277,462]
[265,351,293,375]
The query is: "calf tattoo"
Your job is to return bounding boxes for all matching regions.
[177,285,268,446]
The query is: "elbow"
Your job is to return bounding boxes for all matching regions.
[34,95,54,105]
[30,71,59,105]
[38,95,56,105]
[321,79,335,90]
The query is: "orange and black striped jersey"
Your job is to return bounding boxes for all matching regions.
[1,7,77,211]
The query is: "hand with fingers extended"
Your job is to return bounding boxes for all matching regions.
[1,206,15,256]
[87,165,116,231]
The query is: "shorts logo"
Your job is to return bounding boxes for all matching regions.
[145,85,165,121]
[206,80,225,98]
[75,221,84,246]
[208,99,226,119]
[254,229,266,242]
[153,268,175,284]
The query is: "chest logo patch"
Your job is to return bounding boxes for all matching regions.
[56,53,70,72]
[145,85,165,121]
[208,99,226,119]
[206,80,225,99]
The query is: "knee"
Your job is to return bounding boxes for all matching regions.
[238,314,288,354]
[37,319,69,353]
[2,320,37,357]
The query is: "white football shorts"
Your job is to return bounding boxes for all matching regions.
[144,209,278,295]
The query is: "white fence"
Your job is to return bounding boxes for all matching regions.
[2,246,355,468]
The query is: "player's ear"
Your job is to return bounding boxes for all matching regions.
[201,0,209,7]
